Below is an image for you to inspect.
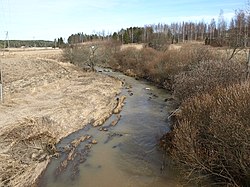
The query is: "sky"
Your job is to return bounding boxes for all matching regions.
[0,0,247,41]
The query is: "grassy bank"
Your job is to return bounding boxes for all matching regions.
[63,42,250,186]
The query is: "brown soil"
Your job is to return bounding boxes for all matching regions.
[0,49,122,187]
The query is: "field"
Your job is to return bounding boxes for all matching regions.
[0,49,121,187]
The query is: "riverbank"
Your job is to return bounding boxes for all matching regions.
[0,50,122,187]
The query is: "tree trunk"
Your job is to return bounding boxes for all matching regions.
[182,24,185,43]
[247,49,250,79]
[0,69,3,103]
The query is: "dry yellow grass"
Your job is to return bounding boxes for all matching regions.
[120,43,144,50]
[0,50,121,187]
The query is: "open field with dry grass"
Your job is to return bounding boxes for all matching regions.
[0,49,122,187]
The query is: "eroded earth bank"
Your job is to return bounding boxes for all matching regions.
[0,50,122,187]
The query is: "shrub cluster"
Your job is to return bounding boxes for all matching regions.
[167,82,250,186]
[110,44,217,90]
[150,46,249,186]
[62,46,90,68]
[174,60,245,101]
[62,41,121,70]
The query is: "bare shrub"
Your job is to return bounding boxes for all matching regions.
[143,51,183,90]
[145,45,217,90]
[93,40,121,67]
[112,47,138,71]
[137,47,160,77]
[174,60,245,101]
[112,47,172,83]
[61,47,74,63]
[164,82,250,186]
[111,47,158,76]
[178,45,217,66]
[111,47,179,89]
[148,37,170,51]
[62,46,90,68]
[111,45,218,90]
[62,44,103,71]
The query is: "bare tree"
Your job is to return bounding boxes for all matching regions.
[88,46,98,71]
[218,10,227,40]
[227,10,247,61]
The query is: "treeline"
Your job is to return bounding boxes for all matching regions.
[0,40,54,48]
[67,10,250,49]
[67,33,107,44]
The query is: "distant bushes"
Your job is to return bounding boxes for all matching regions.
[62,46,90,68]
[173,60,245,101]
[62,41,121,70]
[110,44,217,90]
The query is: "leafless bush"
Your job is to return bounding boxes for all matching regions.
[174,60,245,101]
[146,45,217,90]
[62,46,90,68]
[62,45,102,71]
[98,40,121,67]
[112,47,140,70]
[63,41,122,71]
[148,37,170,51]
[178,45,217,66]
[110,45,218,90]
[142,50,182,90]
[163,82,250,186]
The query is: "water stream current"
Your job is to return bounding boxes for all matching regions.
[39,69,179,187]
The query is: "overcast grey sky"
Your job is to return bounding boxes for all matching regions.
[0,0,246,40]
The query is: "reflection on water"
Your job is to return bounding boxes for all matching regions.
[39,70,179,187]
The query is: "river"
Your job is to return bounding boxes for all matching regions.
[38,69,179,187]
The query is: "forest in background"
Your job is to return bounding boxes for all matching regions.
[67,10,249,50]
[0,40,54,48]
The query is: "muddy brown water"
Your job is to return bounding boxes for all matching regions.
[39,69,180,187]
